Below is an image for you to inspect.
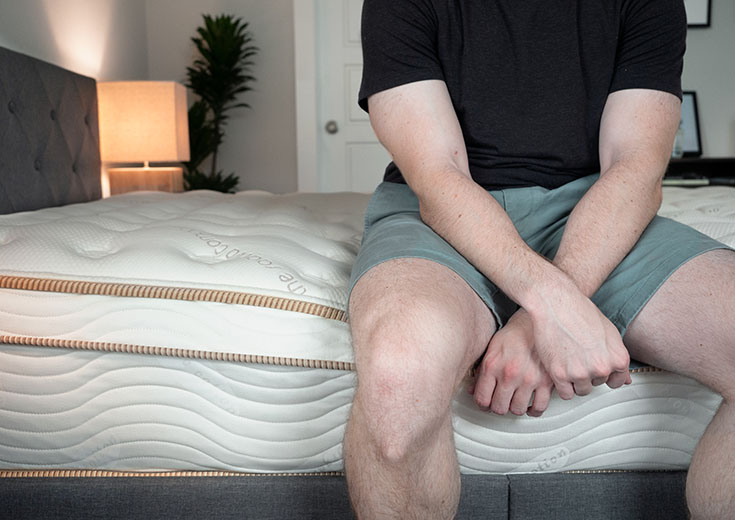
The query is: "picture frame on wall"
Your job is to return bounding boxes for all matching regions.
[684,0,711,27]
[681,91,703,157]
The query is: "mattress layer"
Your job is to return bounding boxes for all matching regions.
[0,190,369,310]
[0,346,722,474]
[0,289,353,365]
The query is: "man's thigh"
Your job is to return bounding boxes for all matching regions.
[349,181,517,329]
[587,216,731,337]
[624,248,735,398]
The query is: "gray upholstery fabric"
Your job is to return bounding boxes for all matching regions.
[0,47,101,214]
[0,473,686,519]
[507,472,688,520]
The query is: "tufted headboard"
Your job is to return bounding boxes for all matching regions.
[0,47,102,214]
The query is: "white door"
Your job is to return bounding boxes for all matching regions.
[312,0,391,193]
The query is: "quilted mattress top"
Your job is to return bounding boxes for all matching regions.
[0,190,369,311]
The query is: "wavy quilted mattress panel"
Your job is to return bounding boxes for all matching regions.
[0,187,733,475]
[0,347,721,474]
[0,346,355,473]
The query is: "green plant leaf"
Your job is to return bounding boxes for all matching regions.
[184,13,258,186]
[183,169,240,193]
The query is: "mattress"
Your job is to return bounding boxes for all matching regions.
[0,187,732,475]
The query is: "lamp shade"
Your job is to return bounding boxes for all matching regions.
[98,81,190,163]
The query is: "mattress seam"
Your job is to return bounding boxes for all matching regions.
[0,470,346,478]
[0,275,347,322]
[0,468,684,478]
[0,335,356,371]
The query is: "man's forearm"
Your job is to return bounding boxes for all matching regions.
[553,88,679,298]
[412,168,578,315]
[552,159,664,298]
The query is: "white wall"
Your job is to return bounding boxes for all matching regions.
[0,0,148,80]
[145,0,298,193]
[682,0,735,157]
[0,0,730,190]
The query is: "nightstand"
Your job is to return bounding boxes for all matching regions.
[664,158,735,187]
[108,167,184,195]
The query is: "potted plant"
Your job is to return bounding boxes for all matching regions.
[184,14,258,193]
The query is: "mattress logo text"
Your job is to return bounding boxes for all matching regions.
[180,228,307,295]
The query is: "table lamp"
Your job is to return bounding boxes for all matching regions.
[98,81,190,195]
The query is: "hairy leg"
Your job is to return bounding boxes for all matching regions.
[344,258,495,519]
[624,249,735,519]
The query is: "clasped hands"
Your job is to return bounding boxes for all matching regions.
[469,291,631,417]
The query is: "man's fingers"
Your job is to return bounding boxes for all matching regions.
[572,379,593,396]
[591,376,608,386]
[606,369,630,389]
[527,386,552,417]
[509,386,534,416]
[554,380,575,400]
[490,383,516,415]
[473,373,497,410]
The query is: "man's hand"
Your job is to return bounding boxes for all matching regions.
[527,275,632,400]
[471,309,554,417]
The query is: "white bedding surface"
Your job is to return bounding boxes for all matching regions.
[0,187,733,475]
[0,190,368,309]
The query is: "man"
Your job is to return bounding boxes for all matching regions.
[343,0,735,518]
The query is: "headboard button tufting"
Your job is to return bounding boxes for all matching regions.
[84,115,89,125]
[7,101,15,113]
[34,159,41,171]
[50,110,57,121]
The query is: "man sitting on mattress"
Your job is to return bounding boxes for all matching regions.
[344,0,735,518]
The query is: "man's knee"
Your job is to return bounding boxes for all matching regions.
[347,259,494,461]
[351,321,459,462]
[349,296,476,463]
[350,260,494,372]
[352,370,451,464]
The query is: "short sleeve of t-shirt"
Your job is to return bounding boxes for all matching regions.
[609,0,687,99]
[358,0,443,112]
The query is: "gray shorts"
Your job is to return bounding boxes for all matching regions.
[349,175,731,337]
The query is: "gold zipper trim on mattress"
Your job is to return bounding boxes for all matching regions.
[0,470,346,478]
[0,469,681,478]
[628,366,664,374]
[0,335,356,372]
[0,275,347,322]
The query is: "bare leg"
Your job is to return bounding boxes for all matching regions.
[344,258,495,519]
[625,249,735,519]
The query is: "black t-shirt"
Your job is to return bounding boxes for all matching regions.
[359,0,687,190]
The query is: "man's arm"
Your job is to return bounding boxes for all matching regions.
[368,80,630,400]
[472,89,680,415]
[552,89,681,297]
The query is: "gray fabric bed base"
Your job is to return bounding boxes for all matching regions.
[0,472,688,519]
